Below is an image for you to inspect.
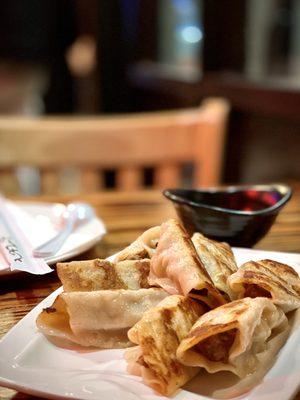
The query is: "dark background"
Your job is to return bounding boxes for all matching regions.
[0,0,299,184]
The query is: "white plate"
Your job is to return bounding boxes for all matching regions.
[0,248,299,400]
[0,201,106,276]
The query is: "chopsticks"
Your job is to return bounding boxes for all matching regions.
[0,195,52,274]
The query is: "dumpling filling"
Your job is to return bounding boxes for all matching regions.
[194,328,237,363]
[243,284,272,299]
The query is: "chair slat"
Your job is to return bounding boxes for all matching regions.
[155,164,181,189]
[41,169,59,195]
[81,168,102,192]
[0,98,229,195]
[117,167,142,191]
[0,169,20,195]
[193,102,228,187]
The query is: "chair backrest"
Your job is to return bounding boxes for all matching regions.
[0,98,230,195]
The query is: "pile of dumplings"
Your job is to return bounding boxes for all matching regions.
[37,219,300,396]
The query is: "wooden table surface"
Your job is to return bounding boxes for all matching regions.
[1,187,300,400]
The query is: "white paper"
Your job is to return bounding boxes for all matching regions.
[0,196,52,274]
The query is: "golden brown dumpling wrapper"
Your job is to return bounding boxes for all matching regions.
[125,295,206,396]
[192,232,238,300]
[177,297,288,378]
[227,259,300,313]
[37,288,168,349]
[115,226,160,261]
[57,259,150,291]
[149,219,226,309]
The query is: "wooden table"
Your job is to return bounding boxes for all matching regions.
[1,188,300,400]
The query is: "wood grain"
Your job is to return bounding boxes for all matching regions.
[0,186,300,399]
[0,98,229,193]
[155,163,180,188]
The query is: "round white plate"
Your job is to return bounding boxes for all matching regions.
[0,201,106,276]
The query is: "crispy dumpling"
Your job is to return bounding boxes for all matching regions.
[192,232,238,300]
[57,259,150,291]
[115,226,160,261]
[37,288,169,349]
[125,295,206,396]
[227,259,300,313]
[149,219,226,309]
[36,294,132,348]
[36,294,75,342]
[177,297,288,378]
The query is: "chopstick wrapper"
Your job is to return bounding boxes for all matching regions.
[0,196,52,274]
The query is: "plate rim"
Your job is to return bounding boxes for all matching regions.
[0,287,67,400]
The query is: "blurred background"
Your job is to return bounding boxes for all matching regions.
[0,0,300,189]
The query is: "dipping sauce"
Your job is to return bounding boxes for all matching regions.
[181,189,282,212]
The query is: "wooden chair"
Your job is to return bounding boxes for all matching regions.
[0,98,230,195]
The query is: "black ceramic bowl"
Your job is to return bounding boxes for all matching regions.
[163,184,292,247]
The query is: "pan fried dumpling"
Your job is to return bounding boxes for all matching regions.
[62,288,168,331]
[115,226,160,261]
[36,294,132,348]
[177,297,288,377]
[37,288,168,349]
[149,219,226,309]
[57,259,150,291]
[192,232,238,300]
[125,295,205,396]
[228,259,300,313]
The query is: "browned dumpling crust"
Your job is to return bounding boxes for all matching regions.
[192,232,238,300]
[177,297,288,377]
[149,219,226,309]
[57,258,151,291]
[126,295,206,396]
[228,259,300,313]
